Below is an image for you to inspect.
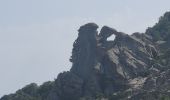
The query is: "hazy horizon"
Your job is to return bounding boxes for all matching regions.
[1,0,170,97]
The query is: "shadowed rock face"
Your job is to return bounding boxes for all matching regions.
[70,23,99,79]
[2,12,170,100]
[0,23,162,100]
[61,23,160,99]
[98,26,117,43]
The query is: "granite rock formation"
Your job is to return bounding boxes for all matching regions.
[1,12,170,100]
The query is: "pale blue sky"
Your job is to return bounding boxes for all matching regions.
[0,0,170,97]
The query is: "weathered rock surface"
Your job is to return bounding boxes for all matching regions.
[1,12,170,100]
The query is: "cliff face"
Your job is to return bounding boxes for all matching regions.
[1,12,170,100]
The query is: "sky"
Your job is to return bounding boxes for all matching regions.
[0,0,170,97]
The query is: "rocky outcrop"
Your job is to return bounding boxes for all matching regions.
[2,11,170,100]
[70,23,99,79]
[55,22,160,99]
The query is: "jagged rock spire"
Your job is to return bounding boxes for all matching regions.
[70,23,99,79]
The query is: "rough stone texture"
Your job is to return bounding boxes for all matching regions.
[70,23,99,79]
[56,22,170,100]
[55,72,84,100]
[2,12,170,100]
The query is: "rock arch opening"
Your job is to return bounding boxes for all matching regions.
[107,34,115,41]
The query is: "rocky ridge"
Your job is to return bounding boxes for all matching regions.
[1,12,170,100]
